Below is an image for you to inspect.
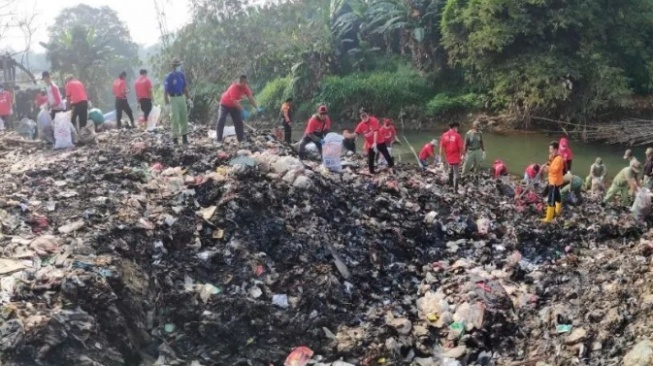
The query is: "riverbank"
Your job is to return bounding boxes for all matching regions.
[0,126,652,366]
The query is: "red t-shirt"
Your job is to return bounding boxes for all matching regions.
[493,161,507,178]
[134,76,152,99]
[35,94,48,108]
[65,80,88,104]
[380,125,397,144]
[441,129,464,164]
[525,164,538,179]
[419,143,435,160]
[354,116,380,145]
[0,91,11,116]
[304,115,332,135]
[113,78,127,99]
[220,83,252,108]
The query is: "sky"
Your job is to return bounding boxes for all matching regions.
[0,0,191,52]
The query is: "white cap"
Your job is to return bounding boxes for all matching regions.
[431,139,437,145]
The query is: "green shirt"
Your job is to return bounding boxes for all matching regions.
[613,167,635,187]
[465,130,483,151]
[88,108,105,125]
[562,175,583,193]
[590,163,605,178]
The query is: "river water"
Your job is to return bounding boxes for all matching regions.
[292,125,647,180]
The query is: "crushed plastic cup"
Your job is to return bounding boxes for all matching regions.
[557,324,573,333]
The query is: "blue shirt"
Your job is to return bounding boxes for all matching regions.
[164,71,187,96]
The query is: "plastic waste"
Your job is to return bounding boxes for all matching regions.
[273,294,290,308]
[53,112,74,149]
[322,132,345,172]
[103,110,116,122]
[147,105,161,131]
[284,346,313,366]
[0,116,4,130]
[16,118,37,140]
[631,188,651,220]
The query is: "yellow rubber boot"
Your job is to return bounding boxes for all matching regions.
[541,207,555,223]
[555,202,562,216]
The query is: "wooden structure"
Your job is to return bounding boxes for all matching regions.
[0,53,37,87]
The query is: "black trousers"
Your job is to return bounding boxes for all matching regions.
[368,142,394,173]
[115,98,134,127]
[547,185,561,206]
[298,134,323,160]
[71,101,88,129]
[139,98,153,120]
[280,119,292,144]
[216,105,244,142]
[343,138,356,154]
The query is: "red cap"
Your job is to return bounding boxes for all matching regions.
[383,118,392,124]
[318,105,328,114]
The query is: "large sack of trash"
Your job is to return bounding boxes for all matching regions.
[322,132,344,172]
[631,188,651,220]
[53,111,75,149]
[37,109,54,144]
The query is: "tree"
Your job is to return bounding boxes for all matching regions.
[41,5,139,109]
[441,0,653,125]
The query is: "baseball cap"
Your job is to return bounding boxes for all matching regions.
[318,105,328,114]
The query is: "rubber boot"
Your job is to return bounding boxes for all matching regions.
[172,137,178,145]
[555,202,562,216]
[182,135,189,145]
[541,206,555,223]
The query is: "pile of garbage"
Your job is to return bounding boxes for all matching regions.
[1,125,652,366]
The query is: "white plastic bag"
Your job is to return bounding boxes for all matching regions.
[631,188,651,221]
[147,105,161,131]
[103,110,116,123]
[0,117,4,131]
[53,112,74,149]
[322,133,345,172]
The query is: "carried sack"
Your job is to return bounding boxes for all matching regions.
[322,133,345,172]
[631,188,652,221]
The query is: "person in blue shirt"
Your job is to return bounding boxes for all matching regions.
[164,58,193,145]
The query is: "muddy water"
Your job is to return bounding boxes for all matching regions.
[290,124,647,180]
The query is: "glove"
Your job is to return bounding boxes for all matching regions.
[187,99,194,109]
[242,110,250,120]
[482,151,486,160]
[257,107,265,113]
[320,139,325,145]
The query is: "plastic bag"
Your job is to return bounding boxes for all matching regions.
[631,188,651,221]
[103,110,116,122]
[322,133,344,172]
[147,105,161,131]
[16,118,37,140]
[0,117,4,131]
[53,112,74,149]
[37,108,51,129]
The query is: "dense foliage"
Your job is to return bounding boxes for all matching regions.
[41,5,139,110]
[159,0,653,126]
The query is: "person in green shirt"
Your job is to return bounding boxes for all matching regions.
[88,104,105,127]
[561,175,583,205]
[584,157,606,192]
[603,161,641,206]
[462,120,485,178]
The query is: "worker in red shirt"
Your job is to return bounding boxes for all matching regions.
[378,118,398,163]
[419,140,438,168]
[65,75,89,129]
[298,105,332,160]
[440,121,464,193]
[559,137,573,172]
[215,75,262,145]
[112,71,135,128]
[134,69,153,121]
[0,84,12,131]
[42,71,65,120]
[344,108,394,174]
[492,159,508,179]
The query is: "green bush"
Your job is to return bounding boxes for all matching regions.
[311,66,435,122]
[257,76,292,114]
[426,92,483,116]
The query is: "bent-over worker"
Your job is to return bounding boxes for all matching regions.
[298,105,331,160]
[603,161,641,206]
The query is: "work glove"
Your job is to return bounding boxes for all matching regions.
[482,151,486,160]
[242,110,250,121]
[187,99,194,109]
[257,107,265,113]
[320,139,325,145]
